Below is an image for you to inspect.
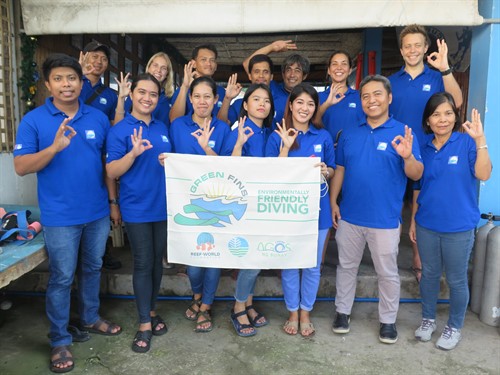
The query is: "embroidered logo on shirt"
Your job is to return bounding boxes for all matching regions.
[162,135,169,143]
[85,130,96,139]
[448,156,459,165]
[14,143,22,150]
[314,144,322,152]
[349,102,356,108]
[377,142,388,151]
[422,84,431,92]
[208,140,215,148]
[217,101,222,108]
[99,97,107,105]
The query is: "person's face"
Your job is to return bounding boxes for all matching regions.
[148,56,169,84]
[243,88,272,124]
[360,81,392,121]
[427,102,456,137]
[190,82,218,118]
[193,49,217,77]
[290,92,316,125]
[248,61,273,86]
[130,80,159,117]
[327,53,352,84]
[400,33,428,68]
[87,50,108,76]
[44,67,82,106]
[283,62,306,92]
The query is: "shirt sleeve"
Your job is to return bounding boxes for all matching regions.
[265,133,281,157]
[220,129,238,156]
[13,113,40,156]
[322,131,336,169]
[106,126,128,163]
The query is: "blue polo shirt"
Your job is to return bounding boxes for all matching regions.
[265,126,335,230]
[336,116,422,229]
[14,98,110,226]
[170,84,225,117]
[389,65,445,146]
[220,118,271,157]
[106,113,172,223]
[124,90,172,128]
[415,132,480,232]
[228,87,281,128]
[80,77,118,121]
[270,80,290,127]
[318,87,364,145]
[170,114,230,155]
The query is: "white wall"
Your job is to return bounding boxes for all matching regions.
[0,153,38,205]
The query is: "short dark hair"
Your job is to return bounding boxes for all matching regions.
[359,74,392,95]
[42,53,82,82]
[249,54,274,74]
[239,83,275,129]
[130,73,161,95]
[422,92,460,134]
[282,54,310,75]
[189,76,218,97]
[192,44,218,60]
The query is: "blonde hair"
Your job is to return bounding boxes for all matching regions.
[145,52,174,98]
[399,24,430,48]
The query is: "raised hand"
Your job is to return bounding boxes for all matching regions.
[462,109,485,140]
[52,117,77,152]
[191,117,215,151]
[225,73,243,100]
[79,51,95,76]
[114,72,132,99]
[427,39,450,72]
[271,40,298,53]
[275,119,298,150]
[130,126,153,157]
[391,125,414,160]
[182,61,196,88]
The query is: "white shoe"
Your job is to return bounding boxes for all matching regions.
[415,319,437,342]
[436,325,462,350]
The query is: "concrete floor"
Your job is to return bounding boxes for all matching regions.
[0,296,498,375]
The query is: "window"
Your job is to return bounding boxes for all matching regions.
[0,0,15,152]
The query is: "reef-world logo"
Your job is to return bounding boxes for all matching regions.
[174,171,248,227]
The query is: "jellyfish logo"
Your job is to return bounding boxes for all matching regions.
[196,232,215,251]
[228,237,249,257]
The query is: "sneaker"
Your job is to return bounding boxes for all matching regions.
[436,325,462,350]
[379,323,398,344]
[415,319,437,342]
[332,313,350,334]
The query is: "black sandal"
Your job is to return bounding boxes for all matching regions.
[245,305,268,327]
[132,330,152,353]
[49,345,74,373]
[151,315,168,336]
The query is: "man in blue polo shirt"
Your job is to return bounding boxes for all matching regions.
[242,40,309,126]
[388,24,463,280]
[330,75,423,344]
[169,44,225,122]
[14,54,122,373]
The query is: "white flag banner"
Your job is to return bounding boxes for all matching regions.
[164,153,321,269]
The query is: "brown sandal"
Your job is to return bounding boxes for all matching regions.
[185,298,201,321]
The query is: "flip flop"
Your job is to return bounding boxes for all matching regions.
[300,322,316,337]
[283,320,299,336]
[82,318,122,336]
[49,345,74,373]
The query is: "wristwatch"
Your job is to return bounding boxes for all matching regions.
[108,198,119,206]
[440,67,453,76]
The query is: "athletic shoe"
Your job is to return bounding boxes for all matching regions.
[332,313,350,334]
[415,319,437,342]
[436,325,462,350]
[379,323,398,344]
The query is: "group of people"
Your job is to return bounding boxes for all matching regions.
[12,23,491,373]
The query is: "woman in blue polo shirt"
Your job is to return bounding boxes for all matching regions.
[170,76,230,333]
[266,83,335,337]
[106,73,172,353]
[221,83,275,337]
[409,92,491,350]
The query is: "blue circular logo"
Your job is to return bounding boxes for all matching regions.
[228,237,249,257]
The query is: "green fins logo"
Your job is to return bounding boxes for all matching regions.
[174,171,248,227]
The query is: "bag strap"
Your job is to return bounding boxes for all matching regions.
[85,84,106,105]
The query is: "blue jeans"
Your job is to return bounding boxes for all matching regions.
[125,221,167,324]
[416,224,475,329]
[44,215,109,348]
[187,266,221,306]
[282,229,329,312]
[234,269,261,302]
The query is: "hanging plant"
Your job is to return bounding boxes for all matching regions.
[19,33,39,113]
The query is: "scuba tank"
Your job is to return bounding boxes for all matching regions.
[479,225,500,327]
